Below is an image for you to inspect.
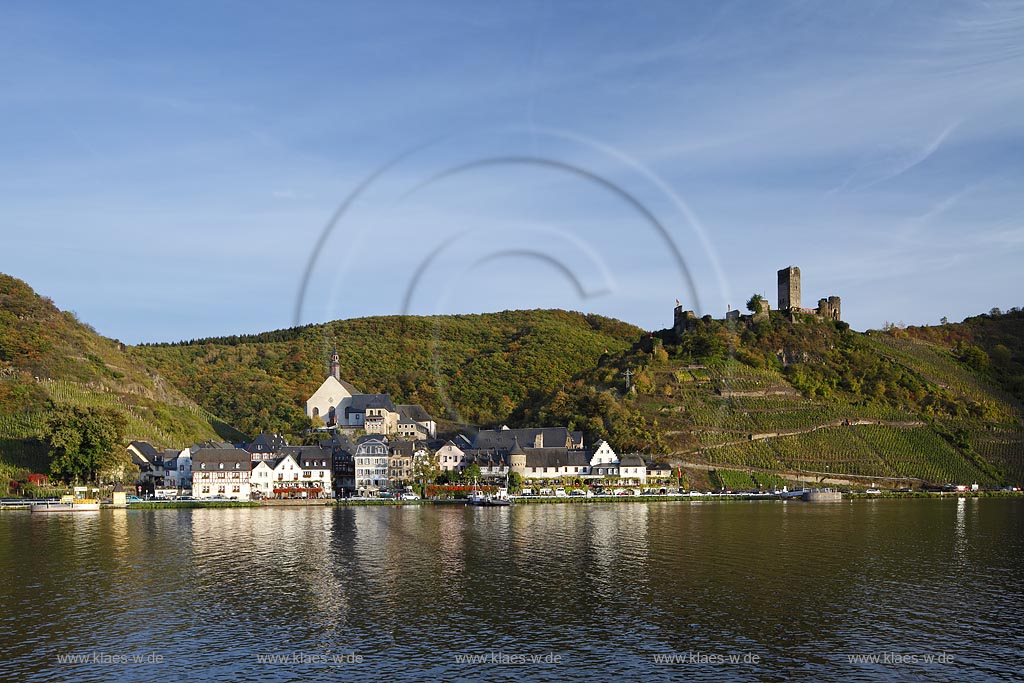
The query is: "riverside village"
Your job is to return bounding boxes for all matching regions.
[14,266,1001,510]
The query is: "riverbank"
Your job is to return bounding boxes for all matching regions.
[2,490,1021,510]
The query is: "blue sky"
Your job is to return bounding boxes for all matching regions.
[2,1,1022,344]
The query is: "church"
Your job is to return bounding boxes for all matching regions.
[305,349,359,428]
[305,349,437,439]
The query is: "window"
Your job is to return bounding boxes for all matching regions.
[235,463,240,470]
[219,463,224,470]
[200,463,206,470]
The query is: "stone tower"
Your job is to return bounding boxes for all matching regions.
[329,348,341,381]
[509,437,526,478]
[673,302,697,338]
[778,266,801,310]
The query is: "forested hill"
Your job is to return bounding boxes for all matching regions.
[516,309,1024,487]
[5,266,1022,488]
[132,310,644,438]
[0,273,240,474]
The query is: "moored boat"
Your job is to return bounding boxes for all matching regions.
[30,495,101,513]
[483,487,513,506]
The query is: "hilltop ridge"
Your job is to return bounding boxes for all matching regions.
[3,269,1022,488]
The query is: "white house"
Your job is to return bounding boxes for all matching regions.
[437,440,466,472]
[250,459,276,498]
[520,449,591,480]
[617,454,648,485]
[397,405,437,439]
[192,448,252,500]
[165,448,193,491]
[584,440,619,478]
[354,437,390,497]
[251,447,333,499]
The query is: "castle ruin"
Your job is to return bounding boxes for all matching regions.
[778,266,801,310]
[674,265,841,339]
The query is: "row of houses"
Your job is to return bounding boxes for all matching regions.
[128,424,674,500]
[124,354,672,499]
[129,433,426,500]
[435,426,671,485]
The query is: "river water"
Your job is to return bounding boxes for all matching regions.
[1,498,1021,682]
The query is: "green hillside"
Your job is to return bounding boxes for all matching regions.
[132,310,644,438]
[0,273,241,476]
[517,310,1024,487]
[7,267,1022,489]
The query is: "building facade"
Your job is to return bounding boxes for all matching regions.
[192,448,252,500]
[354,436,390,497]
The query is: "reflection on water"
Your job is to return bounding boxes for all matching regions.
[0,499,1021,682]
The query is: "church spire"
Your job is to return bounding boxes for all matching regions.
[329,347,341,381]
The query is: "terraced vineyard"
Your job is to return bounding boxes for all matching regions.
[0,377,232,470]
[709,469,756,490]
[625,319,1023,486]
[868,334,1021,424]
[965,430,1024,483]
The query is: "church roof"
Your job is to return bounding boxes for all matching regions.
[337,378,360,394]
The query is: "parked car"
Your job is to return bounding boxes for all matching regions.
[400,492,420,500]
[125,495,143,503]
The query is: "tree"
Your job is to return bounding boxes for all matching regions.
[957,344,989,371]
[44,404,128,484]
[462,462,482,483]
[940,316,949,325]
[507,471,523,494]
[746,294,767,314]
[412,449,440,490]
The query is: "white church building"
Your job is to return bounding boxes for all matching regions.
[305,348,436,438]
[305,349,360,427]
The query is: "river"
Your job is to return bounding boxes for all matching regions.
[1,498,1021,682]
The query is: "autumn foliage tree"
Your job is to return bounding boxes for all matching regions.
[44,403,132,484]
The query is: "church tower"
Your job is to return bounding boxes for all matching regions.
[329,348,341,381]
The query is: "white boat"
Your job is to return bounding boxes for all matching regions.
[467,480,513,506]
[483,487,513,507]
[31,495,101,513]
[467,483,488,505]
